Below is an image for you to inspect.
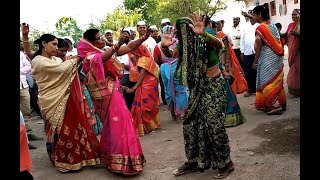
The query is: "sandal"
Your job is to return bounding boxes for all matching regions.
[213,162,234,179]
[244,92,251,97]
[266,108,282,115]
[59,168,70,173]
[174,162,198,176]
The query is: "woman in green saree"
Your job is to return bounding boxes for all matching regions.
[161,15,234,179]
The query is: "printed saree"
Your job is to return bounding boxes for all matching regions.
[130,45,161,136]
[175,17,231,171]
[31,55,100,172]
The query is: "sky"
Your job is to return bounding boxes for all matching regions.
[20,0,124,32]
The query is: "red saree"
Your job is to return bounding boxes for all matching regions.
[32,55,100,172]
[130,45,161,136]
[286,22,300,96]
[51,74,101,171]
[217,31,248,95]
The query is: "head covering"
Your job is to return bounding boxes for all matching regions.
[137,21,146,26]
[128,27,136,32]
[62,36,75,44]
[248,6,255,10]
[105,29,113,34]
[161,18,170,24]
[162,25,173,36]
[149,25,158,31]
[122,28,131,35]
[77,38,103,59]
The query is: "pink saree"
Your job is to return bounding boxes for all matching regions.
[286,22,300,96]
[77,38,145,175]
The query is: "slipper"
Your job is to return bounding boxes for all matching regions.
[174,163,197,176]
[213,166,234,179]
[266,109,282,115]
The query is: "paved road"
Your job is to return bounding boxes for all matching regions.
[28,53,300,180]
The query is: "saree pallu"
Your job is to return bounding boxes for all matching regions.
[183,74,231,170]
[160,60,188,118]
[217,31,248,95]
[46,75,101,171]
[81,83,103,135]
[32,56,100,171]
[100,80,145,175]
[131,56,161,136]
[223,76,246,127]
[286,22,300,96]
[255,22,286,110]
[20,124,32,174]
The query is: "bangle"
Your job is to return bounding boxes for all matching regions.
[22,40,29,43]
[112,44,120,52]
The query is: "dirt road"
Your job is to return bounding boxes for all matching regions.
[28,58,300,180]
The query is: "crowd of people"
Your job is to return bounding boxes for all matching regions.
[19,5,300,179]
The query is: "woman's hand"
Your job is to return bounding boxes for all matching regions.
[189,14,205,36]
[21,23,30,37]
[161,26,176,48]
[126,88,134,93]
[252,63,258,70]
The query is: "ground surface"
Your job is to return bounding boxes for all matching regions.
[28,55,300,180]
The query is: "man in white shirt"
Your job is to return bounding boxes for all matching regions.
[240,9,259,96]
[20,51,43,146]
[118,28,135,110]
[104,29,118,48]
[137,20,157,57]
[229,16,243,69]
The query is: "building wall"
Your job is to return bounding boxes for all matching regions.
[247,0,300,33]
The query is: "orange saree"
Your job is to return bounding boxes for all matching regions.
[217,31,248,95]
[130,45,161,136]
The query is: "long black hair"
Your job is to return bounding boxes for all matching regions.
[34,34,57,57]
[253,5,270,22]
[83,29,100,43]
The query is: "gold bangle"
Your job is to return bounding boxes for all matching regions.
[22,40,29,43]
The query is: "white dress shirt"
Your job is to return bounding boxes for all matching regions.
[229,25,241,49]
[20,51,31,89]
[240,22,260,55]
[143,37,157,58]
[117,54,130,75]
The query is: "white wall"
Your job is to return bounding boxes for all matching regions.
[251,0,300,33]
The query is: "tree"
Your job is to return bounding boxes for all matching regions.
[55,16,83,47]
[123,0,158,25]
[101,7,142,39]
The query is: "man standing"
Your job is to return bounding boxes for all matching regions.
[20,51,43,148]
[229,16,243,69]
[150,25,161,43]
[137,20,157,57]
[240,9,259,97]
[104,29,117,49]
[118,28,135,110]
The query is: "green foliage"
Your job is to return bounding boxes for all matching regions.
[55,16,83,47]
[101,7,142,39]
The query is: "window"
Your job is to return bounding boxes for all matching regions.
[270,1,276,16]
[282,0,286,4]
[294,0,298,4]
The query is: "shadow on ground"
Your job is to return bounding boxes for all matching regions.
[248,118,300,155]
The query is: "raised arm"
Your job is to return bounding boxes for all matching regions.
[21,23,35,59]
[190,14,223,50]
